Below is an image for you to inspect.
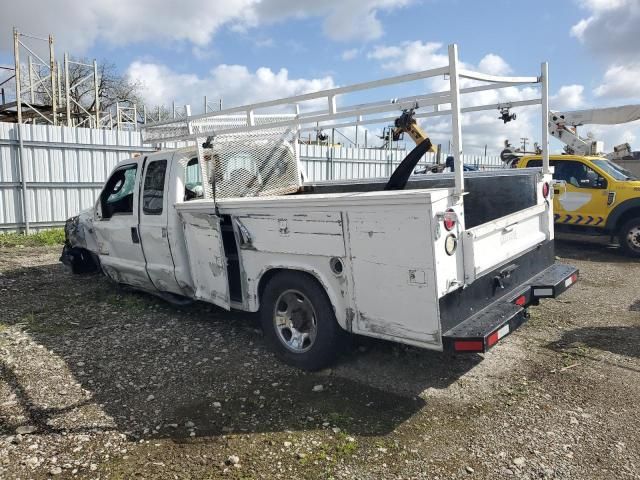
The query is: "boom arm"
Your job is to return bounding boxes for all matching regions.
[392,109,437,152]
[549,104,640,156]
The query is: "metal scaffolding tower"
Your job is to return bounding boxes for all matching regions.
[0,28,57,124]
[0,28,102,128]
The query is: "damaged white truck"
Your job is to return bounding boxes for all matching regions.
[61,45,578,370]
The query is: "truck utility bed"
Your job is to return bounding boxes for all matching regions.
[302,168,540,229]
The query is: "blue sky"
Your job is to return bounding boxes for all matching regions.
[1,0,639,153]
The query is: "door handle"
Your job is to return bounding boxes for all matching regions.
[161,227,168,238]
[131,227,140,244]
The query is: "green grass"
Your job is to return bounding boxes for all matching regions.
[0,228,65,247]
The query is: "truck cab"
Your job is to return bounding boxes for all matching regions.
[517,155,640,257]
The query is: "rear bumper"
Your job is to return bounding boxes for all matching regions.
[442,263,578,353]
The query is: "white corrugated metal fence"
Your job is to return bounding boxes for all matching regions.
[0,122,153,231]
[0,122,504,232]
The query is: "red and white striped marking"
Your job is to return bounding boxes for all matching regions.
[565,273,578,288]
[487,324,510,347]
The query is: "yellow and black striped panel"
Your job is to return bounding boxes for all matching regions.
[554,214,604,226]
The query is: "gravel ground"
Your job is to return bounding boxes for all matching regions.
[0,239,638,479]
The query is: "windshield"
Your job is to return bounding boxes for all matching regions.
[592,159,638,181]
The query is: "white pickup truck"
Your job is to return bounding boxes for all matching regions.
[61,45,578,370]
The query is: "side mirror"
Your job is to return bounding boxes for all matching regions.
[552,179,567,195]
[597,176,607,189]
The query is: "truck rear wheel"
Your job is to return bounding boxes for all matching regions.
[260,271,343,371]
[619,217,640,258]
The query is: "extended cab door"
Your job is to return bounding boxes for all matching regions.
[93,160,154,289]
[523,158,610,227]
[138,156,185,295]
[551,160,610,227]
[179,208,231,309]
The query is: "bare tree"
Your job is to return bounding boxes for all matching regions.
[29,57,143,123]
[64,58,143,115]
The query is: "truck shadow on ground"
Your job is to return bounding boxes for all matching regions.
[547,326,640,360]
[0,262,483,442]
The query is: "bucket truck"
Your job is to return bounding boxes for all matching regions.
[514,104,640,257]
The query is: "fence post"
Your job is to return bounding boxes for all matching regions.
[14,29,30,234]
[16,123,30,234]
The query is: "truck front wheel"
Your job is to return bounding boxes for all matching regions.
[260,271,343,371]
[619,217,640,258]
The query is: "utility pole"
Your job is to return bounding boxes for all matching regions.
[520,137,529,153]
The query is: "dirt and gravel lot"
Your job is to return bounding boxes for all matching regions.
[1,239,639,479]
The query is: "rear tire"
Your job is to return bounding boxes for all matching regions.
[618,217,640,258]
[260,271,343,371]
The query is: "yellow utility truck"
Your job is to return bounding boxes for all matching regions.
[509,105,640,257]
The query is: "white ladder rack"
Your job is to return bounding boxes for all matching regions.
[142,44,549,196]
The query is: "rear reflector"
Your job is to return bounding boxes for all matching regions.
[453,340,484,352]
[565,273,578,287]
[487,324,510,347]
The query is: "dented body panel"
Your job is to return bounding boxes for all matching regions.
[175,188,462,350]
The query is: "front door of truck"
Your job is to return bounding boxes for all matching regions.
[552,160,609,227]
[138,157,184,295]
[93,161,154,290]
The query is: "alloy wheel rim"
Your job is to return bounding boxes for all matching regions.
[273,289,318,353]
[627,226,640,251]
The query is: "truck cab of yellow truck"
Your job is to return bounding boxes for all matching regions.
[517,155,640,257]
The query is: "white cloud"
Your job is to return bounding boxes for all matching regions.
[594,63,640,99]
[569,0,640,149]
[0,0,412,54]
[341,49,359,61]
[551,84,586,110]
[368,41,448,72]
[252,0,412,42]
[126,61,335,113]
[1,0,255,53]
[570,0,640,61]
[477,54,512,76]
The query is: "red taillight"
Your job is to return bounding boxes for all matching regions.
[443,208,457,231]
[514,295,526,306]
[542,182,550,198]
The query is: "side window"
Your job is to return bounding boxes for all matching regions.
[101,164,138,219]
[184,158,204,201]
[143,160,167,215]
[554,161,607,189]
[525,160,542,168]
